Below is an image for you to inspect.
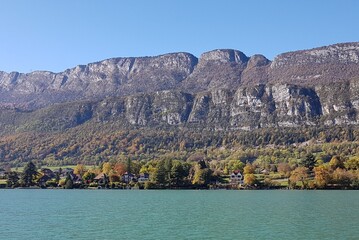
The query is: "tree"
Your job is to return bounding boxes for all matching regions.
[329,156,344,170]
[6,171,19,188]
[102,162,112,175]
[277,163,291,177]
[192,163,212,186]
[82,171,96,183]
[289,167,309,189]
[332,168,352,187]
[21,161,38,187]
[243,163,255,174]
[152,160,166,185]
[126,157,132,174]
[301,154,316,171]
[74,164,87,176]
[113,162,126,176]
[244,173,257,186]
[170,161,185,187]
[345,157,359,170]
[164,159,173,186]
[65,174,73,189]
[314,165,330,188]
[227,160,245,172]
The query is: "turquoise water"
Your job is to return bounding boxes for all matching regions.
[0,190,358,240]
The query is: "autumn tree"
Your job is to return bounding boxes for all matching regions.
[277,163,292,177]
[345,157,359,170]
[102,162,112,175]
[314,165,330,188]
[332,168,352,187]
[329,156,344,170]
[244,174,257,186]
[113,162,126,176]
[74,164,87,176]
[243,162,255,174]
[289,167,309,189]
[192,162,212,186]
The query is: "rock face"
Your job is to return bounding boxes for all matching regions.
[3,82,359,135]
[0,42,359,132]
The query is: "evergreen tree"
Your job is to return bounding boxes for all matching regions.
[6,171,19,188]
[153,160,166,185]
[171,162,185,187]
[164,159,173,186]
[301,154,316,171]
[21,161,38,187]
[65,173,73,189]
[126,157,132,174]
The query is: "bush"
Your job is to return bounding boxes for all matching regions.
[89,182,98,188]
[58,179,66,187]
[46,180,58,188]
[144,181,158,189]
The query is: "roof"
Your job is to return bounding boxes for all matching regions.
[94,173,107,180]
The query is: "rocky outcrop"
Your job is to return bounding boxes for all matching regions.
[0,52,198,109]
[267,42,359,86]
[5,82,359,135]
[0,42,359,133]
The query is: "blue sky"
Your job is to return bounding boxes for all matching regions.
[0,0,358,73]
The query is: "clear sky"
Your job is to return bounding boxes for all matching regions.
[0,0,358,73]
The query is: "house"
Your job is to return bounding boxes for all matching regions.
[53,168,74,177]
[137,173,149,182]
[38,175,52,187]
[40,168,55,178]
[230,170,243,184]
[122,172,135,183]
[94,173,108,185]
[68,173,83,185]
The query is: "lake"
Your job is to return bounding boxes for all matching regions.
[0,190,358,239]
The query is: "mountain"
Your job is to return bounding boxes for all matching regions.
[1,42,358,110]
[1,42,359,165]
[0,42,359,129]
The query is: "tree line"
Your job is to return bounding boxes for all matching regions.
[2,153,358,190]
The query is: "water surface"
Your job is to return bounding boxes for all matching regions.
[0,190,358,239]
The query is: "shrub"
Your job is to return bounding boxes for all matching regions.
[144,181,157,189]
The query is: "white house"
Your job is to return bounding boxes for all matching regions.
[122,172,135,183]
[230,170,243,184]
[137,173,149,182]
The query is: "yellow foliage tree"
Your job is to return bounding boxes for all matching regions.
[102,162,112,175]
[243,163,255,174]
[73,164,87,176]
[244,174,256,186]
[314,165,330,188]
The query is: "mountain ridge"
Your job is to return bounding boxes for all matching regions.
[1,42,358,110]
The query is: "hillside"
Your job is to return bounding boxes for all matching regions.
[0,42,359,166]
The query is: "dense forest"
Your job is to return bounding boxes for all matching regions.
[0,119,359,168]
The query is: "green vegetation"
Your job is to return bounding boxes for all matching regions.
[0,117,359,190]
[2,155,358,190]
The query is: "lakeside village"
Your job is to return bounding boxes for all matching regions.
[0,154,359,190]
